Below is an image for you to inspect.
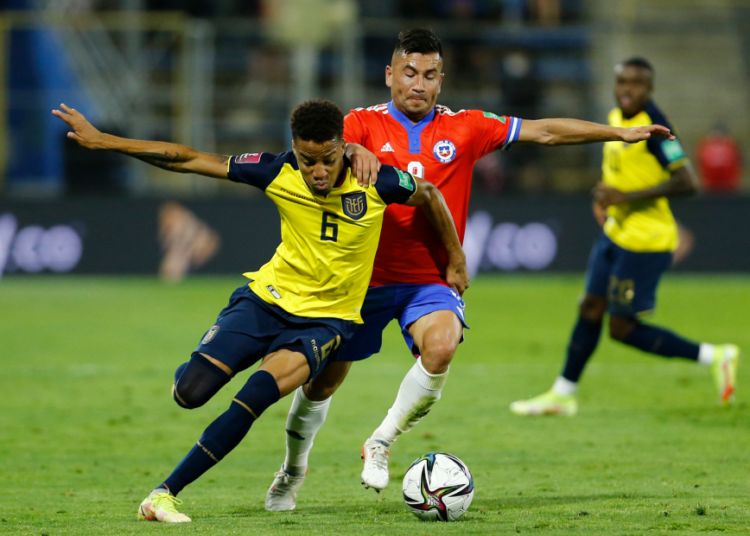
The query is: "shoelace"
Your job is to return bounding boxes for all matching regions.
[272,471,303,489]
[367,443,390,471]
[152,493,183,514]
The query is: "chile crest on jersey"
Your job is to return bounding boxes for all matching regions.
[433,140,456,164]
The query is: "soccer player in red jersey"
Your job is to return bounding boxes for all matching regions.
[265,29,674,510]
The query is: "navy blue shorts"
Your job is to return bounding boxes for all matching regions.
[585,233,673,319]
[336,284,468,362]
[194,284,357,380]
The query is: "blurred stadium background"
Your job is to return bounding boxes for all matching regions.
[0,0,748,280]
[2,3,750,533]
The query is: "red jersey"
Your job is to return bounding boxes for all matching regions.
[344,101,521,286]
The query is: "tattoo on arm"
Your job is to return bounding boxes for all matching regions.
[125,150,183,171]
[213,154,231,165]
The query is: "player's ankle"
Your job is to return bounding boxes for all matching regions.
[698,343,716,366]
[370,423,397,447]
[552,376,578,397]
[282,463,307,477]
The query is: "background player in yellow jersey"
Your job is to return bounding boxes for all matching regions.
[511,58,740,416]
[53,99,467,522]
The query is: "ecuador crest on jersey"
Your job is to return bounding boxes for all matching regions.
[342,192,367,220]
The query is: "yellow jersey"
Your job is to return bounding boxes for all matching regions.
[227,151,417,323]
[602,102,689,252]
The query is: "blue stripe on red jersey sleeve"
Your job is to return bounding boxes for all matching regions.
[500,117,523,151]
[227,151,291,190]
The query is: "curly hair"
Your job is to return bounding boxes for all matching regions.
[290,99,344,143]
[393,28,442,58]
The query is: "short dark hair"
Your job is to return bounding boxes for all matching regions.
[290,99,344,143]
[394,28,443,58]
[621,56,654,73]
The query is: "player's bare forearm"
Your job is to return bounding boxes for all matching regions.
[104,135,229,177]
[52,103,229,179]
[625,165,697,202]
[518,118,675,146]
[407,179,469,294]
[594,165,697,207]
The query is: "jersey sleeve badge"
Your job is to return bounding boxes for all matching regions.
[235,153,262,164]
[395,168,415,191]
[661,139,687,163]
[483,111,507,123]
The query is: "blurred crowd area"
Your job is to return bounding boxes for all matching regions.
[24,0,584,24]
[0,0,746,198]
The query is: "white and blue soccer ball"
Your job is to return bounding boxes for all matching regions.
[402,452,474,522]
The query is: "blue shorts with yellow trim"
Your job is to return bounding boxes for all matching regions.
[336,284,468,362]
[585,233,672,319]
[195,284,357,380]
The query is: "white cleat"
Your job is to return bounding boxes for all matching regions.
[265,465,306,511]
[361,438,390,492]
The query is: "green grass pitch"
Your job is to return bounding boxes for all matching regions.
[1,275,749,535]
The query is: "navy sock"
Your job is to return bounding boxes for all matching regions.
[561,316,603,383]
[161,370,281,495]
[623,324,700,360]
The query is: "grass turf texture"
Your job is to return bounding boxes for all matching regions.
[1,275,749,535]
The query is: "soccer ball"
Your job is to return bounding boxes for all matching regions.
[402,452,474,521]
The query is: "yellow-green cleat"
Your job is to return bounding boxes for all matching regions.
[711,344,741,406]
[510,389,578,416]
[138,491,191,523]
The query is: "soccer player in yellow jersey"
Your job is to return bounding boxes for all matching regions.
[53,99,468,522]
[511,57,740,417]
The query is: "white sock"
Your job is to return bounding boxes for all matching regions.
[698,343,715,366]
[552,376,578,396]
[283,386,331,475]
[371,358,449,446]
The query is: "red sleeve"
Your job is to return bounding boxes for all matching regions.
[344,110,367,145]
[468,110,523,159]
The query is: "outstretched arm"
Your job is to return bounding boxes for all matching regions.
[594,164,698,208]
[52,104,230,179]
[405,178,469,295]
[517,118,675,146]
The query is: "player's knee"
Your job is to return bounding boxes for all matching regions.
[304,375,342,401]
[609,316,637,342]
[172,379,212,410]
[172,353,231,409]
[172,382,196,409]
[304,362,350,401]
[303,379,337,401]
[420,339,458,374]
[579,296,607,322]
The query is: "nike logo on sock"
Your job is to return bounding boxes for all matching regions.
[286,429,305,441]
